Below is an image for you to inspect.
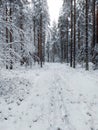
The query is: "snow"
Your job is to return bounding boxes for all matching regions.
[0,63,98,130]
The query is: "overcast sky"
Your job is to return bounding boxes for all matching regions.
[47,0,63,26]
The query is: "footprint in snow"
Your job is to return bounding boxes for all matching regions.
[57,128,62,130]
[36,73,39,76]
[16,102,21,106]
[27,92,29,94]
[8,107,12,111]
[19,98,24,102]
[29,125,32,128]
[4,117,8,120]
[36,94,39,97]
[59,91,61,94]
[86,112,92,117]
[79,94,83,97]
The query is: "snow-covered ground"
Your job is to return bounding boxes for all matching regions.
[0,63,98,130]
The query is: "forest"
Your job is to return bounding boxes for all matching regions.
[0,0,98,130]
[0,0,98,70]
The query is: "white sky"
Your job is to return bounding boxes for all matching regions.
[47,0,63,26]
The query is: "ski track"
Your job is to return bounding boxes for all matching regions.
[47,70,75,130]
[0,63,98,130]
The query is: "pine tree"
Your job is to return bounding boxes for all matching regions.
[9,2,13,69]
[92,0,96,49]
[39,14,43,67]
[70,0,73,67]
[6,4,9,69]
[66,17,69,63]
[73,0,76,68]
[85,0,89,70]
[96,4,98,44]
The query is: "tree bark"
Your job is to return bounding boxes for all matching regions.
[96,5,98,44]
[92,0,96,48]
[85,0,89,70]
[73,0,76,68]
[66,17,69,63]
[39,14,43,67]
[78,21,80,50]
[70,0,73,67]
[6,5,8,69]
[9,4,13,69]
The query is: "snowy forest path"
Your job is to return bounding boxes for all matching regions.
[0,63,98,130]
[48,70,76,130]
[13,64,76,130]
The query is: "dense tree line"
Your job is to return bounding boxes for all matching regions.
[0,0,49,69]
[48,0,98,70]
[0,0,98,71]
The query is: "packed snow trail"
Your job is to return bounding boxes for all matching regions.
[48,71,76,130]
[0,63,98,130]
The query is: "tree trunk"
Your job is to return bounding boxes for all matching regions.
[33,16,36,46]
[42,30,45,63]
[47,42,50,62]
[19,7,24,66]
[9,5,13,69]
[70,0,73,67]
[73,0,76,68]
[78,21,80,50]
[66,17,69,63]
[85,0,89,70]
[39,14,43,67]
[6,5,8,69]
[60,25,64,63]
[38,28,40,63]
[92,0,96,48]
[96,5,98,44]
